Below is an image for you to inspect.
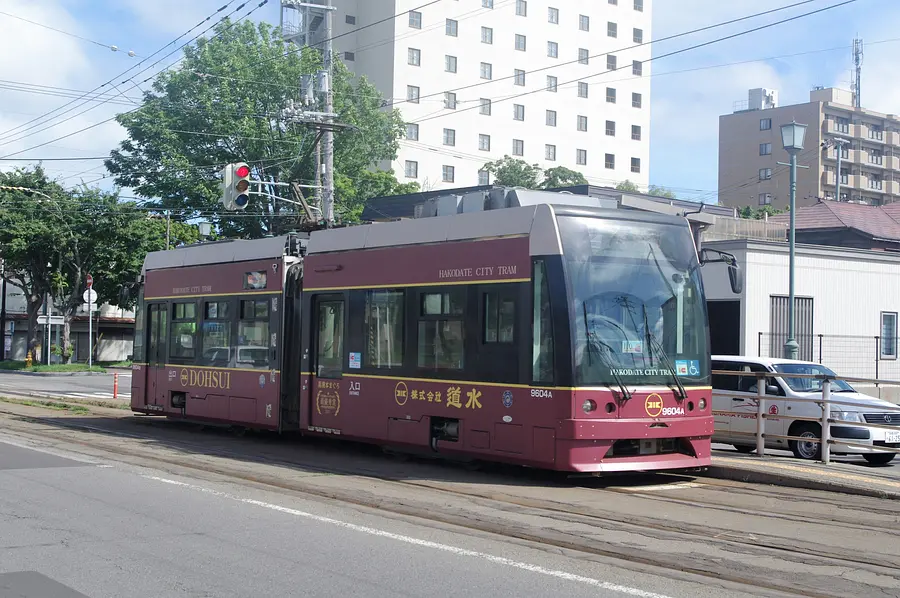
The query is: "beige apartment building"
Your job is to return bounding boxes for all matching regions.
[718,87,900,210]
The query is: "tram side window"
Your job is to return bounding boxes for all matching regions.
[484,292,515,343]
[365,290,404,368]
[238,299,270,369]
[532,260,554,383]
[418,290,465,370]
[132,287,146,362]
[201,301,232,365]
[170,302,197,361]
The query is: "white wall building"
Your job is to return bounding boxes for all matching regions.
[329,0,653,191]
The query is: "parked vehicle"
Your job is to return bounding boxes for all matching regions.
[711,356,900,464]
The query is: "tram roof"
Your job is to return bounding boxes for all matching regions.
[143,234,304,273]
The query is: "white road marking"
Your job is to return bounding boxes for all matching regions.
[618,482,703,492]
[142,475,672,598]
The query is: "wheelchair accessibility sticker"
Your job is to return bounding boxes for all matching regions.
[675,360,701,377]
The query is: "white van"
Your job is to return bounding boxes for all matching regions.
[711,355,900,465]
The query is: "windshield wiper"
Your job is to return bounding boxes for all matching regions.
[642,305,687,401]
[583,302,632,402]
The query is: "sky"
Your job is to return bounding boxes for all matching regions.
[0,0,897,204]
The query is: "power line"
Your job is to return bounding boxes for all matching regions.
[409,0,859,125]
[0,9,140,56]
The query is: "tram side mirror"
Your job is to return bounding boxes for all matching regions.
[699,248,743,294]
[727,262,743,294]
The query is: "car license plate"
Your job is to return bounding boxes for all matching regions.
[885,430,900,444]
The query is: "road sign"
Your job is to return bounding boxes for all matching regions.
[82,303,98,312]
[83,288,98,303]
[37,315,64,326]
[86,274,93,288]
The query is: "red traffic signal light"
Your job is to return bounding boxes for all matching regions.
[235,164,250,178]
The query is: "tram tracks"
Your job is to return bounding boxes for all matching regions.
[0,403,898,598]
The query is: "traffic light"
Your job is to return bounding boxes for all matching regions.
[221,162,252,210]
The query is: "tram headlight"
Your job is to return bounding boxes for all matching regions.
[699,398,707,410]
[582,399,597,414]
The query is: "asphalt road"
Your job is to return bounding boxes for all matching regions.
[0,434,750,598]
[0,370,130,402]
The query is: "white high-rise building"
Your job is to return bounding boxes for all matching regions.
[329,0,652,191]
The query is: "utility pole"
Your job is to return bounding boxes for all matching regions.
[833,138,850,202]
[852,38,863,109]
[166,210,171,250]
[322,0,335,226]
[0,259,6,361]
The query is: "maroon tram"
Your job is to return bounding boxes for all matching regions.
[131,193,741,473]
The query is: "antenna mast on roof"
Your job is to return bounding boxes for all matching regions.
[852,37,863,108]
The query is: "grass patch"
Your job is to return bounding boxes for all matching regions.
[98,360,132,368]
[0,397,90,414]
[0,361,106,373]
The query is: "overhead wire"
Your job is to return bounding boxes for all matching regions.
[0,9,140,57]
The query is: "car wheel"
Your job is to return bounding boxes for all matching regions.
[789,423,822,460]
[863,453,895,466]
[733,444,755,453]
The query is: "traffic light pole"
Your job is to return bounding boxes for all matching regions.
[323,0,335,227]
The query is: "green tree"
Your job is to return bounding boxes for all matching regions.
[541,166,588,189]
[615,180,640,193]
[739,205,787,219]
[648,185,677,199]
[481,156,542,188]
[336,170,419,222]
[105,19,405,237]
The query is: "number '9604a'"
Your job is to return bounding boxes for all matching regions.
[531,389,553,399]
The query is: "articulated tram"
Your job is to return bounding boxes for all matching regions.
[131,190,741,473]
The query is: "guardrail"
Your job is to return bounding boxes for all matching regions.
[711,370,900,465]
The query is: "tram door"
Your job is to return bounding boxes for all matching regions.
[308,295,345,430]
[145,303,167,407]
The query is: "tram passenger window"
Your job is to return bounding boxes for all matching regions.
[532,260,554,383]
[238,299,270,369]
[201,301,232,365]
[484,292,515,343]
[170,302,197,360]
[365,290,404,368]
[316,301,345,377]
[418,290,464,370]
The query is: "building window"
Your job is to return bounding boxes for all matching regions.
[760,143,772,156]
[578,82,588,98]
[605,120,615,136]
[759,168,772,181]
[343,51,355,61]
[579,14,590,31]
[513,139,524,156]
[633,28,643,43]
[444,92,457,109]
[409,10,422,28]
[513,104,525,121]
[515,34,526,51]
[869,174,883,190]
[479,134,491,151]
[869,125,884,140]
[576,149,587,165]
[442,165,455,183]
[484,292,515,344]
[445,55,457,73]
[834,144,849,159]
[365,291,404,369]
[446,18,458,36]
[418,290,465,370]
[631,125,641,140]
[481,26,493,44]
[406,123,419,141]
[605,153,615,169]
[607,87,617,103]
[548,7,559,23]
[631,157,641,173]
[532,260,554,383]
[870,148,884,165]
[634,0,644,11]
[547,41,558,58]
[547,75,558,92]
[632,60,642,76]
[482,0,493,7]
[632,92,642,108]
[480,62,492,79]
[405,160,418,178]
[578,48,589,65]
[514,69,525,85]
[407,86,420,103]
[479,98,492,115]
[545,144,556,161]
[607,55,617,70]
[170,301,197,360]
[607,22,617,37]
[443,128,456,146]
[516,0,527,16]
[834,116,850,134]
[408,48,421,66]
[760,118,772,130]
[546,110,557,126]
[345,15,356,25]
[478,170,490,185]
[758,193,772,205]
[577,115,588,132]
[881,312,898,359]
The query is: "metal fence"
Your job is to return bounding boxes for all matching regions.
[757,333,900,380]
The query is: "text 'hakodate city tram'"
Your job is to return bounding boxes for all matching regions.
[130,189,741,473]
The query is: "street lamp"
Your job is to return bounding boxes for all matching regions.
[780,120,808,360]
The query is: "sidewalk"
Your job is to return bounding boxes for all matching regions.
[705,451,900,499]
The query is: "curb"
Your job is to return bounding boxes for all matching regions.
[700,463,900,500]
[0,370,106,377]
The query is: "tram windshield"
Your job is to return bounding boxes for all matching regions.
[558,215,710,387]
